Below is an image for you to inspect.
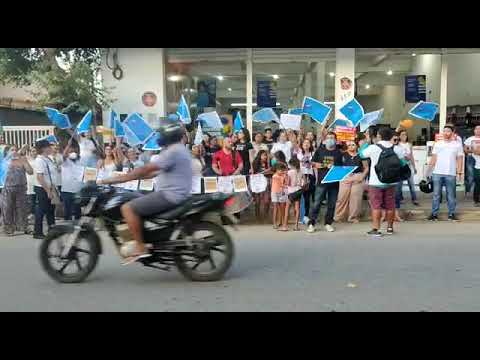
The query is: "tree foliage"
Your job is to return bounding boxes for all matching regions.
[0,48,113,113]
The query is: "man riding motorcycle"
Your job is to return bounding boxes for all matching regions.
[98,119,192,265]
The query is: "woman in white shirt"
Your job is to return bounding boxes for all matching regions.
[191,144,206,177]
[297,138,315,223]
[97,144,122,179]
[271,131,292,163]
[397,130,419,206]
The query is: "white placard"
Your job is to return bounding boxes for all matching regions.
[203,177,218,194]
[279,114,302,131]
[250,174,268,193]
[232,175,248,193]
[83,167,98,183]
[139,179,154,192]
[111,171,125,188]
[123,180,139,191]
[217,176,234,194]
[191,176,202,194]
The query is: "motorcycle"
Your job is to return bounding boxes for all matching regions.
[39,183,237,283]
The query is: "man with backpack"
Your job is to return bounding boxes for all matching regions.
[360,127,408,237]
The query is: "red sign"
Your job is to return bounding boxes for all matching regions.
[335,126,356,142]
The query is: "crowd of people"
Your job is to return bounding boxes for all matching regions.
[0,120,477,239]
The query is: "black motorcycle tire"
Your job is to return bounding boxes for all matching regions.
[175,221,234,282]
[39,228,100,284]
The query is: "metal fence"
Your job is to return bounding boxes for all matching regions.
[2,126,55,147]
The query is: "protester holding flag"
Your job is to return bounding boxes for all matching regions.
[212,137,243,177]
[1,145,34,236]
[61,142,83,222]
[33,140,59,239]
[233,128,253,176]
[307,132,344,233]
[79,131,99,168]
[334,140,369,224]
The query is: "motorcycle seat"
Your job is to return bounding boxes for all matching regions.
[148,194,214,221]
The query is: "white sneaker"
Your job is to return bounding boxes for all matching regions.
[303,216,310,224]
[325,224,335,232]
[307,224,315,233]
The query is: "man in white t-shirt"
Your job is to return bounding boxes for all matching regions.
[464,125,480,206]
[360,127,406,237]
[427,125,464,221]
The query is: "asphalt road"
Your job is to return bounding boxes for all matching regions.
[1,221,480,312]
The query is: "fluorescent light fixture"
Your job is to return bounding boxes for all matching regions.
[168,75,182,82]
[329,72,335,77]
[365,84,371,90]
[227,88,232,92]
[216,75,224,81]
[412,53,417,57]
[231,102,281,107]
[272,74,280,80]
[387,70,393,76]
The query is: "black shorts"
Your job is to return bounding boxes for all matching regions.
[128,191,177,218]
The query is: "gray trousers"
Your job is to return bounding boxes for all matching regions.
[2,186,27,233]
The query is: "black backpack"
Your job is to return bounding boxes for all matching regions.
[374,144,411,184]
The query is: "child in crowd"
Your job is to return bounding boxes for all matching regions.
[280,157,303,231]
[271,162,288,229]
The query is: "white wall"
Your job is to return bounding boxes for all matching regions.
[448,54,480,106]
[101,48,167,127]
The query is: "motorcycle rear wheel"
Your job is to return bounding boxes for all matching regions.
[175,221,234,282]
[39,228,100,284]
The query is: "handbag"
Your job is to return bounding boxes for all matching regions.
[43,158,62,206]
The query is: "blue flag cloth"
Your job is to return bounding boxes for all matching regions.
[328,119,352,130]
[76,110,93,135]
[44,107,72,130]
[123,123,142,147]
[114,118,125,138]
[142,132,161,151]
[233,112,244,132]
[37,134,59,144]
[109,109,119,129]
[302,97,332,125]
[176,95,192,124]
[321,166,358,184]
[168,113,180,122]
[197,111,223,129]
[339,98,365,127]
[288,108,304,115]
[252,108,279,123]
[360,109,384,132]
[408,101,439,121]
[0,157,10,188]
[124,113,154,144]
[194,123,204,145]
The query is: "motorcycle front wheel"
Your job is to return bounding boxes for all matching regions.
[39,228,100,284]
[175,221,234,282]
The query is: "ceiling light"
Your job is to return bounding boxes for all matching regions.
[329,72,335,78]
[365,84,371,90]
[231,102,281,107]
[387,70,393,76]
[168,75,182,82]
[227,88,232,92]
[216,75,224,81]
[272,74,280,80]
[412,53,417,57]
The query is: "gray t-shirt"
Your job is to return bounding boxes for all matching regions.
[152,143,192,204]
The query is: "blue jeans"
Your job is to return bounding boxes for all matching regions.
[465,155,476,193]
[62,192,81,221]
[308,183,339,226]
[432,174,456,217]
[395,173,417,208]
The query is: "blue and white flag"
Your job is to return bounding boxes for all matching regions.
[360,109,384,132]
[194,123,204,145]
[302,97,332,125]
[328,118,352,130]
[123,113,154,144]
[339,98,365,127]
[0,157,10,187]
[288,108,304,116]
[76,110,93,135]
[176,95,192,124]
[109,109,119,129]
[37,134,59,144]
[408,101,439,121]
[197,111,223,129]
[44,107,72,130]
[233,112,244,132]
[114,118,125,138]
[123,123,142,147]
[252,108,279,123]
[142,132,161,151]
[321,166,358,184]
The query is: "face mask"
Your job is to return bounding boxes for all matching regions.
[271,159,278,166]
[69,153,78,160]
[326,139,336,149]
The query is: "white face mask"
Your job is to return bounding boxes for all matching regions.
[69,153,78,160]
